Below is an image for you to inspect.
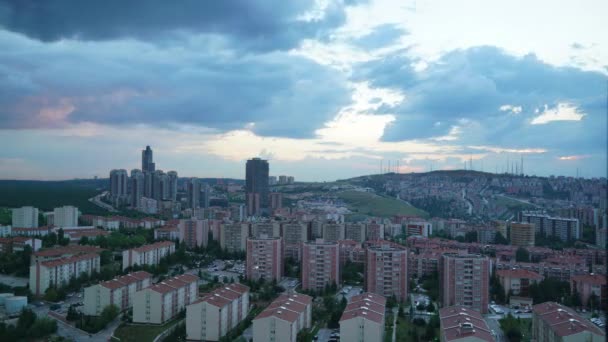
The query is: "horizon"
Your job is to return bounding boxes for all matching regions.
[1,1,606,181]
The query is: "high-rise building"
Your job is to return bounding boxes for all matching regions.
[200,183,211,208]
[323,223,345,242]
[251,222,280,238]
[220,223,249,253]
[152,170,168,201]
[281,222,309,260]
[167,171,178,202]
[187,178,201,209]
[364,244,408,302]
[440,253,490,313]
[110,169,129,198]
[345,223,366,243]
[130,169,145,208]
[245,158,269,215]
[246,236,282,282]
[366,222,385,240]
[509,222,535,247]
[269,192,283,211]
[141,145,155,173]
[301,239,340,292]
[11,206,39,228]
[143,171,153,198]
[268,176,277,185]
[53,206,79,228]
[178,219,209,249]
[519,211,580,242]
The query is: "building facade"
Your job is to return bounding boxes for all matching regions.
[245,158,269,216]
[364,244,408,302]
[252,293,312,342]
[301,240,339,292]
[122,241,176,271]
[220,222,249,253]
[30,253,101,295]
[339,293,386,342]
[246,237,283,282]
[509,222,535,247]
[11,206,38,228]
[440,253,490,313]
[53,206,79,228]
[532,302,605,342]
[83,271,152,315]
[133,274,199,324]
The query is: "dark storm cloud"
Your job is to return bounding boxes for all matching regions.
[0,33,351,138]
[355,46,606,153]
[0,0,363,50]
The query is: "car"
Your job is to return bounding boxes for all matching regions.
[313,335,318,341]
[515,310,522,314]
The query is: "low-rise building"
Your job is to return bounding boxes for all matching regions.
[339,293,386,342]
[83,271,152,315]
[122,241,175,271]
[0,236,41,253]
[30,253,101,295]
[439,306,495,342]
[496,269,543,297]
[570,274,607,310]
[32,245,103,264]
[252,293,312,342]
[133,274,199,324]
[186,283,250,341]
[532,302,605,342]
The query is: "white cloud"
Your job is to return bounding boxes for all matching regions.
[530,103,586,125]
[499,104,522,114]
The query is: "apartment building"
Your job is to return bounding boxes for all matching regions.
[178,219,209,249]
[246,236,283,282]
[252,293,312,342]
[122,241,176,271]
[186,283,250,341]
[406,221,432,237]
[220,222,249,253]
[322,223,345,242]
[251,222,280,238]
[509,222,535,247]
[301,239,339,292]
[366,222,385,241]
[32,245,103,264]
[364,244,408,302]
[409,251,442,279]
[440,253,490,313]
[0,225,11,237]
[30,253,100,295]
[345,223,366,243]
[532,302,605,342]
[12,226,52,237]
[520,211,580,242]
[496,269,542,297]
[570,274,607,310]
[281,222,309,260]
[154,225,180,241]
[133,274,199,324]
[439,306,495,342]
[0,236,41,253]
[83,271,152,315]
[53,206,80,228]
[339,293,386,342]
[11,206,38,228]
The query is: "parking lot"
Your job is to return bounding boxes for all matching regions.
[335,286,362,301]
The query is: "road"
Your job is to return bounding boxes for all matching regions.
[484,316,504,342]
[89,191,118,213]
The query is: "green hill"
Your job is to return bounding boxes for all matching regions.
[337,190,428,218]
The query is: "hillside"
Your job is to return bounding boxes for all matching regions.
[0,179,108,215]
[337,190,428,218]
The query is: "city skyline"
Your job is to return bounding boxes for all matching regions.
[0,1,606,181]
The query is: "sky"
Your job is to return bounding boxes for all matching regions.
[0,0,606,181]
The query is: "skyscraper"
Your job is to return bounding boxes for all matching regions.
[245,158,269,216]
[141,145,155,172]
[109,169,128,198]
[440,253,490,313]
[167,171,178,202]
[130,169,144,208]
[187,178,201,209]
[152,170,167,201]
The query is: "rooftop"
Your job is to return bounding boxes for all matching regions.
[496,269,543,280]
[533,302,605,337]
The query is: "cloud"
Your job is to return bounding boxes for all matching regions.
[499,104,522,114]
[351,23,405,50]
[530,103,586,124]
[558,155,589,161]
[354,46,606,156]
[0,0,366,51]
[0,31,351,138]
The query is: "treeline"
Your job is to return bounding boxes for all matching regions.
[0,308,57,341]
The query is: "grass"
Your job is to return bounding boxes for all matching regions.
[0,179,108,215]
[113,319,182,342]
[493,195,535,210]
[337,190,428,218]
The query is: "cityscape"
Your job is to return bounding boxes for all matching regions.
[0,1,607,342]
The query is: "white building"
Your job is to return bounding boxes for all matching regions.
[133,274,199,324]
[252,293,312,342]
[30,253,100,295]
[186,283,250,341]
[139,197,159,214]
[53,206,79,228]
[0,225,11,237]
[339,293,386,342]
[11,206,38,228]
[83,271,152,316]
[122,241,175,271]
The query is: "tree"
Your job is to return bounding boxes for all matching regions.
[101,304,120,324]
[66,305,79,321]
[494,232,509,245]
[79,236,90,245]
[464,231,478,243]
[515,247,529,262]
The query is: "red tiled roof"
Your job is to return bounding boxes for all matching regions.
[130,240,175,253]
[340,307,384,324]
[149,283,176,295]
[439,306,494,342]
[496,269,543,280]
[533,302,605,337]
[40,253,99,268]
[350,292,387,306]
[255,306,301,323]
[100,271,152,290]
[254,292,311,323]
[571,274,607,286]
[34,245,103,257]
